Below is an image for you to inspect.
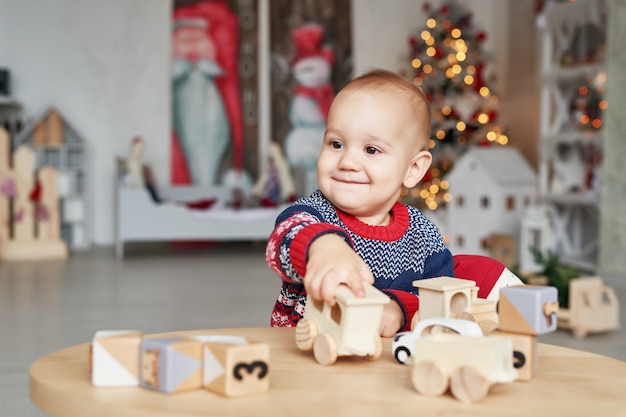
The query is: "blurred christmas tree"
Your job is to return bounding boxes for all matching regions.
[401,0,508,210]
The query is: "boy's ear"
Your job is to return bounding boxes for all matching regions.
[403,151,432,189]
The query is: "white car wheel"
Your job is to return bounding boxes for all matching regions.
[394,346,411,364]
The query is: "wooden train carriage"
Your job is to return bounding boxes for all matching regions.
[295,284,389,366]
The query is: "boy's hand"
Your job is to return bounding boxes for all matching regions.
[379,300,404,337]
[304,234,374,305]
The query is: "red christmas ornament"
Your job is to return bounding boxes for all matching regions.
[457,14,471,29]
[422,2,431,12]
[476,31,487,42]
[473,62,486,93]
[409,36,418,46]
[434,47,444,59]
[440,5,450,15]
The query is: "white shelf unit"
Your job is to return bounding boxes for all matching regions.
[13,107,90,250]
[38,143,88,249]
[537,0,607,272]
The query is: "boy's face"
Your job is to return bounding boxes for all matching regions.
[317,88,429,224]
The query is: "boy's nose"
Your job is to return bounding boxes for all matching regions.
[338,151,360,170]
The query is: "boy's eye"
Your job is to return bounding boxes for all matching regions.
[365,146,380,155]
[330,140,343,149]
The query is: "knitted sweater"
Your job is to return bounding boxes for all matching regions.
[265,190,454,331]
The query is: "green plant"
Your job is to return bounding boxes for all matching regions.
[528,247,580,308]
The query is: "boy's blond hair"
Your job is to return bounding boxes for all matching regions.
[342,69,432,150]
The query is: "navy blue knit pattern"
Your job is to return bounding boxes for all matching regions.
[267,190,454,327]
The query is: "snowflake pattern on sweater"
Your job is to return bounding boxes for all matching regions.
[265,190,454,331]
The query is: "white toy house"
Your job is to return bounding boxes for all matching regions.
[444,147,537,262]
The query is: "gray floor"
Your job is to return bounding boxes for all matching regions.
[2,243,626,416]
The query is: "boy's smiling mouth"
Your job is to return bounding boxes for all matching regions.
[332,177,367,185]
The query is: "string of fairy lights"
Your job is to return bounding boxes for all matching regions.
[401,1,508,211]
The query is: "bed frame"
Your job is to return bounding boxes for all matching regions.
[114,180,284,259]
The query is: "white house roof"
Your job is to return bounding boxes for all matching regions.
[445,146,536,186]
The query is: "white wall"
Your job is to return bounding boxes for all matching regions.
[0,0,510,247]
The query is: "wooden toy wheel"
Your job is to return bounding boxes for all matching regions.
[573,327,587,339]
[295,318,317,351]
[365,336,383,361]
[412,361,448,396]
[449,365,490,403]
[478,319,498,335]
[394,346,411,364]
[313,333,337,366]
[453,311,476,322]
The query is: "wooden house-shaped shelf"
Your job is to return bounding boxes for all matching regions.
[445,147,537,263]
[13,107,89,249]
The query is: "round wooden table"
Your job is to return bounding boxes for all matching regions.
[30,327,626,417]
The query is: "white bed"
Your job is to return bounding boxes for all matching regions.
[114,180,285,259]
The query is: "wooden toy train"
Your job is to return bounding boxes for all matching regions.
[295,277,560,403]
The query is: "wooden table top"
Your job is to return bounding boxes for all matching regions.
[30,327,626,417]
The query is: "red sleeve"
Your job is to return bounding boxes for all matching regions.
[453,254,506,299]
[290,223,352,277]
[265,212,352,284]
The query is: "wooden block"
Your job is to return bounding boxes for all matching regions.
[91,330,143,387]
[562,276,620,339]
[492,330,537,381]
[201,336,270,397]
[471,298,498,324]
[0,127,10,243]
[413,277,475,320]
[0,240,68,261]
[139,337,203,394]
[13,146,35,242]
[38,166,61,241]
[498,285,559,335]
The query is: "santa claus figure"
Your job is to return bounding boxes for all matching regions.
[171,1,244,188]
[172,17,229,186]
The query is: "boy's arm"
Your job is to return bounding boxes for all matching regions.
[265,206,352,285]
[381,290,418,333]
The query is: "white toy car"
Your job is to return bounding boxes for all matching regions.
[392,317,484,364]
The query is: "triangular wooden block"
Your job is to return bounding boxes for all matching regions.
[499,293,535,334]
[98,332,142,378]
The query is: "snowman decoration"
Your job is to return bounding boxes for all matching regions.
[284,24,335,196]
